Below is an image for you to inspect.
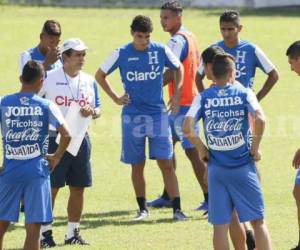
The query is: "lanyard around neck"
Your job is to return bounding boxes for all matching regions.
[63,70,81,101]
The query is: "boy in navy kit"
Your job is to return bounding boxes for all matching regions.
[286,41,300,250]
[0,61,70,250]
[96,15,187,221]
[183,54,272,250]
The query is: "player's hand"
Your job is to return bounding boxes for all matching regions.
[44,46,60,66]
[199,145,209,163]
[250,149,261,162]
[46,154,61,170]
[80,105,94,117]
[292,148,300,169]
[167,94,180,115]
[114,93,130,106]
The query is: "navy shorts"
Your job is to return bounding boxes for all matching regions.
[49,133,92,188]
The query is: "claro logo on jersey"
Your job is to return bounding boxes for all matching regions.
[55,94,90,107]
[126,51,161,82]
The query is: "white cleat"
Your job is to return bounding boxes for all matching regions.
[133,210,150,221]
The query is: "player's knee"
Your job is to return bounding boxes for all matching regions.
[70,187,85,196]
[250,218,264,229]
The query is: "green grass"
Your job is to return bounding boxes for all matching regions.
[1,5,300,249]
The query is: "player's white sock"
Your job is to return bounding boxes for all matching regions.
[65,222,80,239]
[40,224,52,240]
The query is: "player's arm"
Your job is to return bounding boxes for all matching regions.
[164,45,184,114]
[95,69,130,106]
[182,94,209,162]
[247,89,266,161]
[80,81,101,119]
[254,46,279,101]
[95,49,130,106]
[195,61,206,92]
[43,46,61,70]
[195,71,205,93]
[46,102,71,169]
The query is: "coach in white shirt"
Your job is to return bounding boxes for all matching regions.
[39,38,101,247]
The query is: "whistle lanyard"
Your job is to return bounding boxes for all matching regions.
[63,70,81,101]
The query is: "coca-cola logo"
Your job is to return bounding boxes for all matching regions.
[205,118,243,133]
[5,128,40,142]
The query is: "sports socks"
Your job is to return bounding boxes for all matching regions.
[136,197,147,211]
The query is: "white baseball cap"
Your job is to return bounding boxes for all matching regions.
[61,38,88,53]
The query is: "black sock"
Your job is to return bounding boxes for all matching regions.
[161,189,170,200]
[20,204,25,213]
[246,229,256,249]
[136,197,147,211]
[171,197,181,213]
[204,193,208,203]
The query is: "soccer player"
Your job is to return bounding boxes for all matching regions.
[39,38,101,247]
[201,46,250,249]
[0,60,70,250]
[196,10,278,101]
[19,20,62,72]
[183,53,272,250]
[95,15,187,221]
[147,0,208,211]
[286,41,300,250]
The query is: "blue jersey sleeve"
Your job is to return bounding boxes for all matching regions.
[100,49,121,75]
[186,93,203,121]
[93,81,101,108]
[164,46,181,70]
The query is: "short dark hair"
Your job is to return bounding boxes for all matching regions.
[42,20,61,36]
[21,61,44,84]
[212,53,236,80]
[62,49,75,57]
[220,10,240,27]
[201,46,225,64]
[130,15,153,33]
[161,1,183,15]
[286,41,300,59]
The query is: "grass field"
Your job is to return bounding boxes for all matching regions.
[1,5,300,250]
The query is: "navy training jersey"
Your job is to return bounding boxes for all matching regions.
[186,82,262,168]
[100,42,180,115]
[0,93,65,182]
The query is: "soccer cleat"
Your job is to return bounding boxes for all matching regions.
[133,210,149,221]
[246,230,256,250]
[65,228,89,245]
[173,209,188,221]
[147,196,172,208]
[40,230,56,248]
[291,246,300,250]
[195,201,208,211]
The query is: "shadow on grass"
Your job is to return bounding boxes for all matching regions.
[50,209,200,228]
